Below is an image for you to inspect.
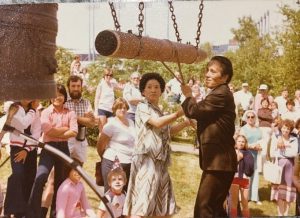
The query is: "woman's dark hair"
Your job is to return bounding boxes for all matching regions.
[65,158,83,176]
[286,98,295,106]
[260,97,270,105]
[139,72,165,95]
[207,56,233,83]
[56,84,68,103]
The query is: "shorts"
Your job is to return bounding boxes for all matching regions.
[98,109,113,118]
[232,177,250,189]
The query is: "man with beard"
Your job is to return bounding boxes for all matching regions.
[65,75,96,164]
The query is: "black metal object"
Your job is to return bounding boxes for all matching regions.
[1,124,115,218]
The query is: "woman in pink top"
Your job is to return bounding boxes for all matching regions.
[27,84,78,218]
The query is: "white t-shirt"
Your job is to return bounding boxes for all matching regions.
[274,96,287,115]
[123,83,142,114]
[166,78,182,95]
[95,79,116,112]
[102,117,135,163]
[234,90,253,111]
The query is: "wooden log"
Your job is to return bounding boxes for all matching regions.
[95,30,207,64]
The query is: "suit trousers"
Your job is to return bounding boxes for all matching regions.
[194,170,234,218]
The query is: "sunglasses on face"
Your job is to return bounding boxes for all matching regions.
[105,74,113,77]
[247,116,255,119]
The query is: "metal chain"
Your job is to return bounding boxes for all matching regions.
[108,1,121,31]
[168,0,181,43]
[195,0,204,48]
[137,2,145,37]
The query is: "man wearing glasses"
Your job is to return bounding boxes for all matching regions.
[123,72,143,122]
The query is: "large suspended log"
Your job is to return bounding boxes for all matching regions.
[0,4,58,100]
[95,30,207,64]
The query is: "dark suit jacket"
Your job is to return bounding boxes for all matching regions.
[182,83,237,171]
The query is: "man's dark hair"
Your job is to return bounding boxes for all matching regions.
[56,84,68,103]
[67,75,83,88]
[139,72,166,95]
[208,56,233,83]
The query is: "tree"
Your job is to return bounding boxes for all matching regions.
[274,5,300,92]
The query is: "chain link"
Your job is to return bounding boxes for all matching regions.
[137,2,145,37]
[108,1,121,32]
[195,0,204,48]
[168,0,181,43]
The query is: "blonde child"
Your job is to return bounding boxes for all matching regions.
[229,135,254,218]
[98,159,127,218]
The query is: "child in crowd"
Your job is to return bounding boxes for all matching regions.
[56,159,96,218]
[98,157,127,218]
[229,135,254,218]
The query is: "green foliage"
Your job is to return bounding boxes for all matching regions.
[55,46,74,85]
[226,5,300,96]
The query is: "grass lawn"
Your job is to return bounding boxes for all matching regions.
[0,146,296,217]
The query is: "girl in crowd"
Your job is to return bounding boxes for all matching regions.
[240,110,263,205]
[97,98,135,192]
[270,119,298,216]
[123,72,191,218]
[4,100,40,218]
[229,135,254,218]
[27,84,78,218]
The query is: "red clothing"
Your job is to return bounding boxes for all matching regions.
[41,104,78,142]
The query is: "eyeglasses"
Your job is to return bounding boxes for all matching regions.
[105,74,113,77]
[247,116,255,119]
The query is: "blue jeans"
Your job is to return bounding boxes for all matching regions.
[27,141,69,218]
[4,146,37,217]
[101,158,131,193]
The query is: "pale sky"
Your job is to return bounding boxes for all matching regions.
[3,0,295,53]
[55,0,298,54]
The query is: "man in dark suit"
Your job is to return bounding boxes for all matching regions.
[181,56,237,218]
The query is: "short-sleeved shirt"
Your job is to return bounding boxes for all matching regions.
[123,83,142,114]
[98,190,126,218]
[41,104,78,142]
[134,100,170,162]
[102,117,135,163]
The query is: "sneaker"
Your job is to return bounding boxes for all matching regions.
[256,201,262,205]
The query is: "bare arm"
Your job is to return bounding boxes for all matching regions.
[147,108,184,129]
[96,133,111,158]
[77,111,96,128]
[170,119,191,135]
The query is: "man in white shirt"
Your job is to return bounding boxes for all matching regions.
[274,87,289,116]
[165,71,183,104]
[123,72,143,122]
[233,82,254,112]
